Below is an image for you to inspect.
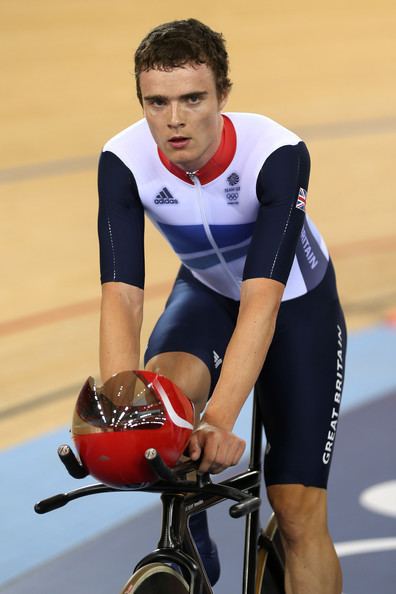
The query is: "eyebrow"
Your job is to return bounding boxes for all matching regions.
[143,91,208,102]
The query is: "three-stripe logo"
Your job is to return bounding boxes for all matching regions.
[154,187,178,204]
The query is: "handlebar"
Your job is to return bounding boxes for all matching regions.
[57,444,89,478]
[229,498,260,518]
[34,483,116,514]
[145,447,175,481]
[34,445,261,519]
[144,448,261,518]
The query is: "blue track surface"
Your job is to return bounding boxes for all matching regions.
[1,323,395,590]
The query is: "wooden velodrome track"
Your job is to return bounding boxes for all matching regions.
[1,0,395,450]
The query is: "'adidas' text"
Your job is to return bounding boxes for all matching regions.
[154,187,178,204]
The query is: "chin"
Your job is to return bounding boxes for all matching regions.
[170,153,196,170]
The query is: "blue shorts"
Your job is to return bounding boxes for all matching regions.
[144,262,347,488]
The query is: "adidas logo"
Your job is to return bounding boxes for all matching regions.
[213,350,223,369]
[154,187,178,204]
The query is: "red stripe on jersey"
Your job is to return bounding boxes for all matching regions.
[157,115,237,185]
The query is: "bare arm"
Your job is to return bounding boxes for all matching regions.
[189,277,284,472]
[206,276,283,428]
[99,282,144,383]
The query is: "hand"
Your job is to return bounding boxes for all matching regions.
[188,421,246,474]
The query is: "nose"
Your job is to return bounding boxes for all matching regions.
[168,101,185,130]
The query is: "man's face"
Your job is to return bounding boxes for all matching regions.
[139,63,228,172]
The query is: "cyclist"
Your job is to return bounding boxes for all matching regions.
[98,18,346,594]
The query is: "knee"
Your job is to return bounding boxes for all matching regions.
[267,484,327,547]
[145,352,210,416]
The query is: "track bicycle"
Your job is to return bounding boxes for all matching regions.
[35,387,285,594]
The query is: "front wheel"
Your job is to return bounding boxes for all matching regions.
[256,514,286,594]
[120,562,189,594]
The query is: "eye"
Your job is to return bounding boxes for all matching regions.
[148,98,167,107]
[187,94,201,104]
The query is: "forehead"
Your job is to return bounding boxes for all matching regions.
[139,63,216,97]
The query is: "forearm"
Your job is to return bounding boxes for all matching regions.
[99,282,144,382]
[204,278,284,430]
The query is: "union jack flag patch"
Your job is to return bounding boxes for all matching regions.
[296,187,307,211]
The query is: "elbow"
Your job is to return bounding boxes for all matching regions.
[240,277,284,318]
[101,281,144,324]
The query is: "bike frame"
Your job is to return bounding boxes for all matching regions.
[130,392,264,594]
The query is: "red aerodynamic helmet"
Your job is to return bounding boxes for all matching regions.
[72,370,194,487]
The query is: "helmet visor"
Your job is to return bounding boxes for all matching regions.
[73,371,166,434]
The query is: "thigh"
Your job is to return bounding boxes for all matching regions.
[144,266,239,396]
[258,262,347,488]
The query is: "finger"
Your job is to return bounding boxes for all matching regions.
[223,439,242,468]
[188,434,202,461]
[211,445,231,473]
[230,439,246,466]
[210,438,246,473]
[207,440,232,474]
[210,462,227,474]
[198,436,219,473]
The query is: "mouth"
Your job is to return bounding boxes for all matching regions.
[168,136,190,149]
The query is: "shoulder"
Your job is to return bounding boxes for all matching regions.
[103,118,151,150]
[102,118,158,172]
[225,112,302,152]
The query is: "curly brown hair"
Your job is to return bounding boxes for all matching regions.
[134,19,232,105]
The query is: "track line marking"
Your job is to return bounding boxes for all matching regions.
[359,480,396,518]
[1,235,395,338]
[2,117,396,184]
[335,537,396,557]
[0,281,172,337]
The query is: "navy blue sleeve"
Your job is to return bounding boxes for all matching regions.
[243,141,310,285]
[97,150,145,287]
